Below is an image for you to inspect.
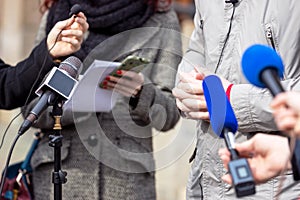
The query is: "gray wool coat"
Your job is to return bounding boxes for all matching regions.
[22,10,182,200]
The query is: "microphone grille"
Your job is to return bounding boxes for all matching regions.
[241,44,284,88]
[69,4,82,17]
[59,56,82,78]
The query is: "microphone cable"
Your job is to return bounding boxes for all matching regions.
[0,3,82,148]
[214,3,236,74]
[0,19,69,196]
[0,19,66,150]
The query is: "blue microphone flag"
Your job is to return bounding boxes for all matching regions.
[203,75,238,138]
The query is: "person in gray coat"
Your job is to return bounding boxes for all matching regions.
[22,0,182,199]
[173,0,300,199]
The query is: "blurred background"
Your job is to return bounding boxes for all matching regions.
[0,0,196,199]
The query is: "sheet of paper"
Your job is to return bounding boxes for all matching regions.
[64,60,121,112]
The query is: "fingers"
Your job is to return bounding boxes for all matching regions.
[76,12,87,22]
[176,82,203,95]
[270,92,289,109]
[174,92,207,113]
[175,99,209,119]
[218,148,230,170]
[184,111,210,120]
[221,174,233,185]
[102,71,144,97]
[234,139,255,158]
[175,98,193,112]
[74,12,89,31]
[60,29,84,46]
[274,109,297,131]
[172,87,201,100]
[53,18,75,33]
[179,71,204,85]
[106,71,144,87]
[181,98,207,111]
[104,79,139,97]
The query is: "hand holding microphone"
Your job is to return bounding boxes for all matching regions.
[203,75,256,198]
[219,44,300,187]
[271,92,300,136]
[242,44,300,136]
[18,56,82,135]
[172,69,209,120]
[219,133,291,184]
[47,4,88,58]
[241,44,285,96]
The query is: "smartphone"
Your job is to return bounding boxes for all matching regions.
[99,55,149,88]
[110,55,149,76]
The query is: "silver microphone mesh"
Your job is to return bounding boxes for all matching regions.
[59,56,82,79]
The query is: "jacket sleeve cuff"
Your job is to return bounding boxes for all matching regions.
[129,81,156,122]
[35,38,56,69]
[230,84,276,132]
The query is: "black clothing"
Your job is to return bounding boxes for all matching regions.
[291,139,300,181]
[46,0,155,61]
[0,39,54,110]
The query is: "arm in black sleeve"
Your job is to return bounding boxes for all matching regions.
[0,39,55,110]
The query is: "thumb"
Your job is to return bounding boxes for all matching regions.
[222,174,233,185]
[235,139,255,157]
[53,17,74,31]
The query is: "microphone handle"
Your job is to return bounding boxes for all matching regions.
[18,91,59,135]
[260,68,285,97]
[222,127,239,160]
[30,90,55,117]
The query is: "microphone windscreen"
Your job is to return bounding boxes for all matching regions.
[69,4,82,17]
[59,56,82,79]
[241,44,284,88]
[203,75,238,138]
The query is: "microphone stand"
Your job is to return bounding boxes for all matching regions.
[49,100,67,200]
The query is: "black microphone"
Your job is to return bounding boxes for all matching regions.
[69,4,82,17]
[225,0,238,4]
[241,44,285,97]
[18,56,82,135]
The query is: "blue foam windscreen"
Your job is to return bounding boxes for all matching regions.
[203,75,238,138]
[241,44,284,88]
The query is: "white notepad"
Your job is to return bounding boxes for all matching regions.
[64,60,121,112]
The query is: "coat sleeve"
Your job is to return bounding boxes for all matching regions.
[176,0,205,85]
[0,39,54,110]
[230,71,300,133]
[129,10,182,132]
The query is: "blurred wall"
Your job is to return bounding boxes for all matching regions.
[0,0,43,183]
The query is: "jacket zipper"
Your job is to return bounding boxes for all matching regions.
[266,25,287,79]
[266,26,276,50]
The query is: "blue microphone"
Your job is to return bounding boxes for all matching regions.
[203,75,238,138]
[203,75,238,158]
[241,44,284,96]
[203,75,255,197]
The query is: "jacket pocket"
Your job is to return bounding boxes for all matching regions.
[265,24,278,51]
[265,23,287,80]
